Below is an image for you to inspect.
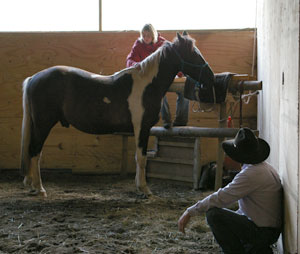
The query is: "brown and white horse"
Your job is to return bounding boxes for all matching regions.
[20,33,215,197]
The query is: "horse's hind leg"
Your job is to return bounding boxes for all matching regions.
[24,152,47,197]
[23,123,56,197]
[22,122,56,198]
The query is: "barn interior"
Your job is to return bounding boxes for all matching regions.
[0,0,298,253]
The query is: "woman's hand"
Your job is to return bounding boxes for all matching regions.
[134,63,141,71]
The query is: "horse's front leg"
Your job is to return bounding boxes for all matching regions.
[135,148,152,197]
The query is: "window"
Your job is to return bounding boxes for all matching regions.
[0,0,256,32]
[102,0,256,31]
[0,0,99,32]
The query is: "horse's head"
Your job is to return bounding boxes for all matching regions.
[172,32,215,87]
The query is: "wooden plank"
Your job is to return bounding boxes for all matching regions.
[158,146,194,160]
[146,160,193,182]
[147,157,194,165]
[159,141,195,148]
[147,172,193,183]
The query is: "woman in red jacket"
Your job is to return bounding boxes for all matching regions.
[126,24,189,128]
[126,24,166,68]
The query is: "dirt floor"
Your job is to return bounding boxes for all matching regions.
[0,170,279,254]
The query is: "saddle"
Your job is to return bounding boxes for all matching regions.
[184,72,234,103]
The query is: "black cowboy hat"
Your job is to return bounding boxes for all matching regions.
[222,127,270,164]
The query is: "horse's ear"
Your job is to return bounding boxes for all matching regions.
[177,32,183,41]
[182,31,188,36]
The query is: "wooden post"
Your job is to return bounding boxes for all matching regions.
[215,102,227,190]
[193,137,201,190]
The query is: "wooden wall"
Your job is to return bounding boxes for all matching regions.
[0,29,256,173]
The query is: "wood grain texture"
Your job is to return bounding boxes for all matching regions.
[0,29,257,171]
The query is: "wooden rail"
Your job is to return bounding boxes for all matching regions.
[150,126,239,137]
[118,74,262,190]
[161,74,262,190]
[169,74,262,93]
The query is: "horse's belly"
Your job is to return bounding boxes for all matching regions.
[63,89,134,134]
[67,110,134,135]
[72,122,134,135]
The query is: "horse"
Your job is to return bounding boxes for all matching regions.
[20,32,215,197]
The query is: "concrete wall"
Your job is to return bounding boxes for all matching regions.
[257,0,299,252]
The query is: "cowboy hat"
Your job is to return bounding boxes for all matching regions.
[222,127,270,164]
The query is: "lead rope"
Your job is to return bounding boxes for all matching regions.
[192,84,217,113]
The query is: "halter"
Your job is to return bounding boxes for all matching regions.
[172,47,208,83]
[173,47,216,112]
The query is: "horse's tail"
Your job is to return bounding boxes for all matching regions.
[20,77,32,176]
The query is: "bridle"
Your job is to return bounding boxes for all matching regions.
[172,47,216,112]
[172,46,209,83]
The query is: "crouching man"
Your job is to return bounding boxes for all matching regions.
[178,127,283,254]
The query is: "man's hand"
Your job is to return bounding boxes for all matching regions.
[178,210,191,234]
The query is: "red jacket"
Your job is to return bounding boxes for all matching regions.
[126,34,166,67]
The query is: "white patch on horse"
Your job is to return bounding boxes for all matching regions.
[127,48,161,128]
[103,97,111,104]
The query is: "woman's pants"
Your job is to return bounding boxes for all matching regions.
[161,93,189,126]
[206,207,281,254]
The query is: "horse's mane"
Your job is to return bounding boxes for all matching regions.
[138,35,196,75]
[138,43,166,75]
[110,45,165,80]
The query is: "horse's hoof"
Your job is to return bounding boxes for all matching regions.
[28,189,47,198]
[39,191,47,198]
[137,187,153,199]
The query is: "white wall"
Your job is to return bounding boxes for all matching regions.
[257,0,299,253]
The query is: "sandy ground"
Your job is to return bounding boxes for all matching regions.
[0,170,278,254]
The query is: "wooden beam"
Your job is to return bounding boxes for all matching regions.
[169,75,262,94]
[150,126,239,138]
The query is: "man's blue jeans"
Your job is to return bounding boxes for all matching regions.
[206,208,281,254]
[161,93,189,125]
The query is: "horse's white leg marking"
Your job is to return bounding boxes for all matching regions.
[127,64,160,196]
[23,171,33,189]
[29,153,47,197]
[128,95,151,196]
[134,147,152,196]
[132,121,151,195]
[120,53,160,196]
[132,123,148,194]
[129,85,152,196]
